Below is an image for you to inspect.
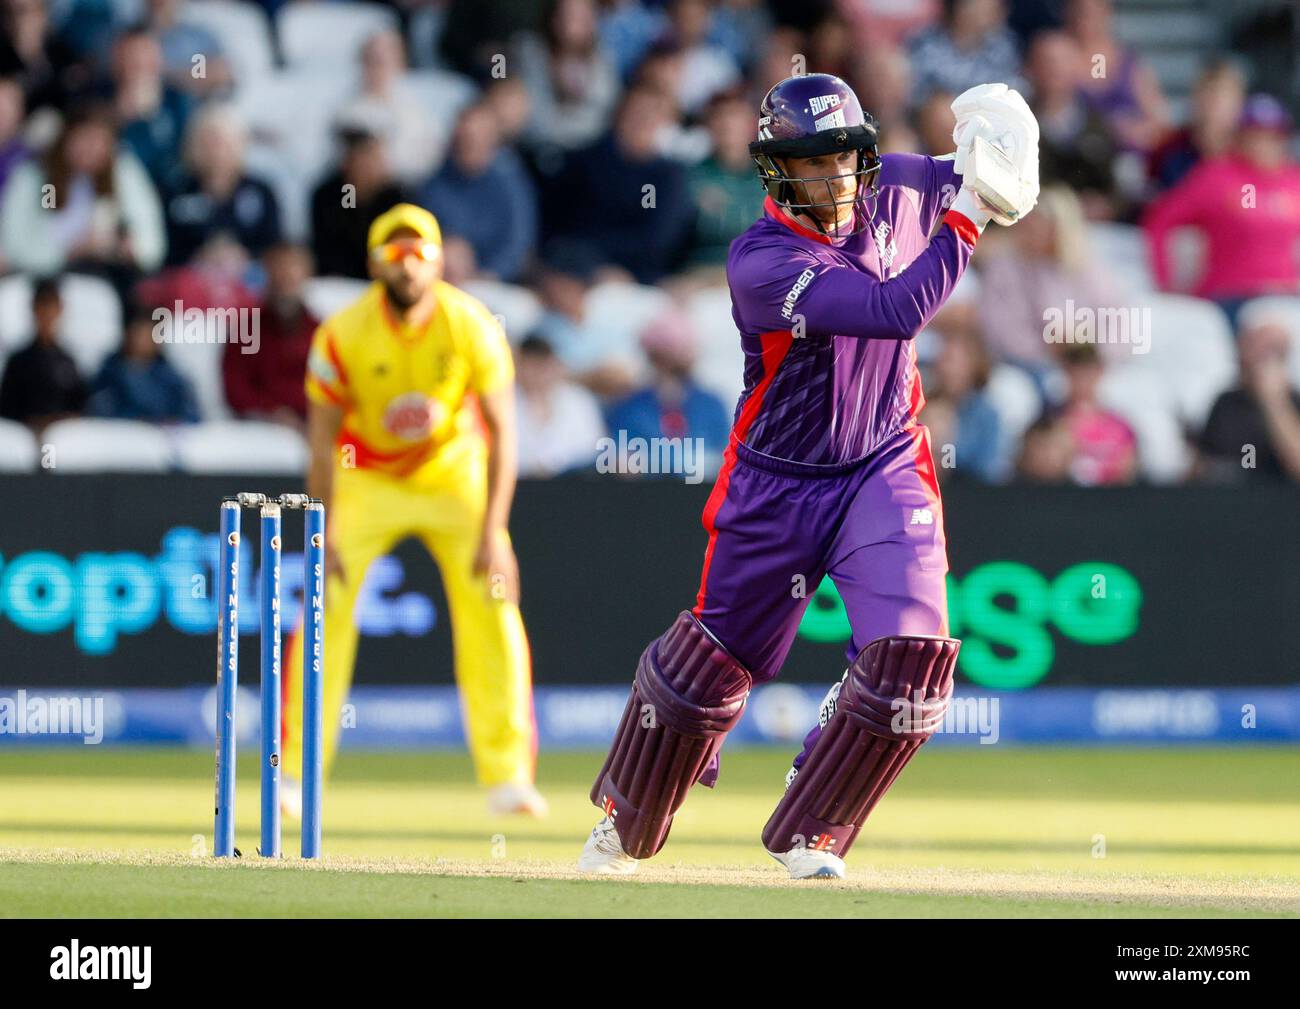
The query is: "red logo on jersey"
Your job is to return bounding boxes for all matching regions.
[383,393,443,441]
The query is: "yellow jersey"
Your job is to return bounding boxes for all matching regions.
[305,281,513,483]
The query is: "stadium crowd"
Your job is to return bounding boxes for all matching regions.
[0,0,1298,484]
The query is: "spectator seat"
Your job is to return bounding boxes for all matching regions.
[0,418,39,471]
[1135,292,1235,429]
[683,285,744,410]
[42,419,173,472]
[462,279,542,345]
[985,362,1043,448]
[301,277,370,321]
[1087,222,1153,294]
[233,69,359,186]
[173,420,308,473]
[277,1,399,70]
[1097,364,1190,483]
[179,0,276,89]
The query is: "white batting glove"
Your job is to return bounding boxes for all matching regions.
[948,185,993,234]
[950,83,1040,225]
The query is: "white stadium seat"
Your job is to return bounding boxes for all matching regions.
[587,282,672,337]
[585,281,671,379]
[1086,222,1152,295]
[180,0,276,89]
[684,285,745,410]
[57,275,123,376]
[277,1,399,71]
[1132,293,1235,429]
[1237,296,1300,389]
[984,363,1043,446]
[160,333,229,422]
[302,277,370,322]
[400,69,479,165]
[462,279,542,344]
[173,421,308,474]
[0,418,38,471]
[402,70,477,121]
[0,273,122,378]
[244,143,311,243]
[1097,365,1190,483]
[233,70,360,185]
[41,419,173,473]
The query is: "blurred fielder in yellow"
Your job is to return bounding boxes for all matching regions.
[280,203,545,817]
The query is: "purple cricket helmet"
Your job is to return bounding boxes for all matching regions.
[749,73,881,237]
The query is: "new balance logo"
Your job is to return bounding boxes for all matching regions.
[910,508,934,526]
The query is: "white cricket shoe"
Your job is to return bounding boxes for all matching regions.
[769,845,846,880]
[280,775,302,821]
[577,816,639,875]
[487,782,550,818]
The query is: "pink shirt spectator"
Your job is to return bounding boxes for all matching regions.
[1063,404,1137,485]
[1142,154,1300,300]
[840,0,938,49]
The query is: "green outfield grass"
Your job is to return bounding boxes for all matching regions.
[1,746,1298,917]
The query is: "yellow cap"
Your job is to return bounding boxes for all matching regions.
[367,203,442,251]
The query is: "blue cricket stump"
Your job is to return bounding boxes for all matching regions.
[213,500,241,858]
[259,501,282,859]
[213,492,325,860]
[301,501,326,859]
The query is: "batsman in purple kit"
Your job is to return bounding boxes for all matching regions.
[579,73,1040,878]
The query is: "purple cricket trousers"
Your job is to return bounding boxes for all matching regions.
[692,423,951,769]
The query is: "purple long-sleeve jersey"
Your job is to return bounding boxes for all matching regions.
[724,152,972,466]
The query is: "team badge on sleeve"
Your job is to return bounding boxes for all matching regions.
[308,348,339,386]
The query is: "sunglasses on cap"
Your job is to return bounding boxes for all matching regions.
[370,238,440,264]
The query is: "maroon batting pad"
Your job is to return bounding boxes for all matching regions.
[590,611,752,859]
[761,635,958,859]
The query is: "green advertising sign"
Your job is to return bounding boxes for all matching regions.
[798,561,1143,690]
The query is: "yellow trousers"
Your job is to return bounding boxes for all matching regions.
[282,447,536,786]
